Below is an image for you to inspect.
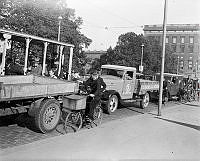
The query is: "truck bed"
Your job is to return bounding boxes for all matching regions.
[0,75,78,101]
[134,79,159,94]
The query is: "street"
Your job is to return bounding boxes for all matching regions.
[1,100,200,160]
[0,101,178,149]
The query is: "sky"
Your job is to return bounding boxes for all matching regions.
[66,0,200,51]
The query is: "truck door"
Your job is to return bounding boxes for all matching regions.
[122,70,136,99]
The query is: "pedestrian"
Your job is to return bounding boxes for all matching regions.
[83,69,106,120]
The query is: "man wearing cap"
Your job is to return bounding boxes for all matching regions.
[84,69,106,120]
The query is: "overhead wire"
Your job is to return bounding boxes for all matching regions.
[81,0,143,30]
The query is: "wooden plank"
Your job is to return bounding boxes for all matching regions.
[0,75,33,84]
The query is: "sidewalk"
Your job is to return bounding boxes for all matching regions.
[1,102,200,160]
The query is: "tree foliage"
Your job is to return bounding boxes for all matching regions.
[0,0,92,73]
[100,32,177,75]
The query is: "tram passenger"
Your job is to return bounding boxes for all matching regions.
[5,57,24,75]
[30,57,42,75]
[84,69,106,120]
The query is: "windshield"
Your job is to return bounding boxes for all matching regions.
[101,68,124,79]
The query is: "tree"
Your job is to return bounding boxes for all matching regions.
[100,32,177,75]
[0,0,92,72]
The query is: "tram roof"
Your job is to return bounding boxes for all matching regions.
[0,28,74,47]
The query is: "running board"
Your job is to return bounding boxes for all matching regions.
[122,99,142,103]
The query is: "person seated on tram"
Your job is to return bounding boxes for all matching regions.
[30,57,42,75]
[49,67,58,79]
[5,57,24,75]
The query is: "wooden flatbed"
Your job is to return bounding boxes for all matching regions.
[0,75,78,101]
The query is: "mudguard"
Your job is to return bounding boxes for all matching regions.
[28,98,44,117]
[101,90,121,101]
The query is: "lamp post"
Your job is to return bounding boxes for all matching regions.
[177,56,179,74]
[57,16,62,42]
[139,43,144,73]
[195,61,198,78]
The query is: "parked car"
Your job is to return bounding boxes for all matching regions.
[151,73,184,101]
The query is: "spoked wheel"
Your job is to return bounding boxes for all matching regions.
[106,95,118,114]
[35,99,61,133]
[140,92,150,109]
[64,111,83,133]
[90,105,103,127]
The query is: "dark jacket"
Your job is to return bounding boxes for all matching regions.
[84,76,106,98]
[5,63,24,75]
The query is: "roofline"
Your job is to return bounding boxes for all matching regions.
[0,28,74,47]
[143,24,200,31]
[155,73,184,77]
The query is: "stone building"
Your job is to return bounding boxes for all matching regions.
[143,24,200,78]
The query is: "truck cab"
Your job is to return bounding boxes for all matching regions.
[101,65,136,100]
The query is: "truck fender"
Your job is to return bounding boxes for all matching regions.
[101,90,121,101]
[28,98,44,117]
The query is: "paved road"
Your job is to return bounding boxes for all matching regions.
[0,101,179,149]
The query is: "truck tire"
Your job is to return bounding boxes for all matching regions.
[105,95,118,114]
[35,99,61,133]
[140,92,150,109]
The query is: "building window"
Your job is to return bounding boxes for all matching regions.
[148,36,155,40]
[172,45,176,53]
[166,37,169,43]
[180,36,185,44]
[188,61,193,70]
[172,36,177,44]
[180,45,185,53]
[180,61,184,69]
[188,45,194,53]
[198,64,200,71]
[189,36,194,44]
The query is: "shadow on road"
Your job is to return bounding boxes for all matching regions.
[0,113,41,133]
[184,103,200,107]
[124,107,144,114]
[155,117,200,131]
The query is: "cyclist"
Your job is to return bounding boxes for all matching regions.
[83,69,106,121]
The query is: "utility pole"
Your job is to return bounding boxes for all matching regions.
[158,0,168,116]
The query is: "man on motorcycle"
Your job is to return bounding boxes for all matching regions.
[84,69,106,120]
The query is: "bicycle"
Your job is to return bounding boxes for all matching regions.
[60,92,103,133]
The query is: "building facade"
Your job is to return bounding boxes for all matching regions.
[85,50,106,60]
[143,24,200,78]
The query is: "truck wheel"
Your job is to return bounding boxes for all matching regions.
[105,95,118,114]
[35,99,61,133]
[140,93,150,109]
